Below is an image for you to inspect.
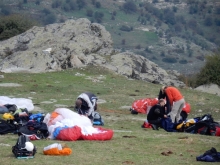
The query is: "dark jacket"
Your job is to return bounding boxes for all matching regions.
[158,89,171,114]
[76,92,98,116]
[147,104,165,121]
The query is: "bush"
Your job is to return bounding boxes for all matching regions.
[196,52,220,86]
[179,59,188,64]
[178,74,197,88]
[0,14,39,41]
[119,25,133,32]
[95,2,101,8]
[123,1,137,14]
[162,57,177,63]
[86,9,93,17]
[43,13,57,24]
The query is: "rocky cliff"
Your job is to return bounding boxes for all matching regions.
[0,18,184,87]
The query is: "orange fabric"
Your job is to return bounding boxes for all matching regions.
[48,112,59,125]
[165,87,183,105]
[43,148,72,155]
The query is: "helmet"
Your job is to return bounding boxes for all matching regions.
[25,142,34,151]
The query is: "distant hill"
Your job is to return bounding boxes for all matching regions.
[0,0,219,75]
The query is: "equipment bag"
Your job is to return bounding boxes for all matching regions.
[93,112,104,125]
[12,135,37,158]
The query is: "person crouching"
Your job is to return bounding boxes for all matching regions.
[147,99,167,130]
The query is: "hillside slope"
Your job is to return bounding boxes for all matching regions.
[0,0,219,74]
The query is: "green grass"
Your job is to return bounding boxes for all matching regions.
[0,66,220,165]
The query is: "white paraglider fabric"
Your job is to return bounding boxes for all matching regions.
[0,96,34,111]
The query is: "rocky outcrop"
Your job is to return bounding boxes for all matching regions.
[0,18,184,87]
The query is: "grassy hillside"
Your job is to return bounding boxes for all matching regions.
[0,0,220,74]
[0,66,220,164]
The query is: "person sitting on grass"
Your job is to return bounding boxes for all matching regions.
[147,99,167,130]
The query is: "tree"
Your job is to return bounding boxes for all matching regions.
[62,3,71,12]
[76,0,86,10]
[121,39,126,45]
[215,18,220,26]
[69,1,76,10]
[163,8,176,25]
[196,52,220,86]
[0,14,39,41]
[51,0,62,8]
[91,0,96,5]
[204,16,213,26]
[0,5,12,15]
[86,9,93,17]
[43,13,57,24]
[42,8,51,15]
[189,4,198,14]
[95,2,101,8]
[123,1,137,14]
[35,0,41,5]
[215,6,220,14]
[94,11,104,23]
[119,25,133,32]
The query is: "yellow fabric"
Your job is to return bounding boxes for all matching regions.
[176,122,184,130]
[2,113,14,120]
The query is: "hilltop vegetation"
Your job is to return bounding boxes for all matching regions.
[0,0,220,74]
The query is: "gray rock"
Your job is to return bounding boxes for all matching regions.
[0,18,185,87]
[194,84,220,96]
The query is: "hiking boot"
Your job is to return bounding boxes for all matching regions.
[151,124,159,130]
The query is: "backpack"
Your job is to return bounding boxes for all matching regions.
[4,104,17,113]
[93,112,104,125]
[12,135,37,159]
[0,119,17,134]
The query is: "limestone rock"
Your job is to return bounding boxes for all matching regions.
[0,18,184,87]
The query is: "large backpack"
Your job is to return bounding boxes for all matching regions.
[12,135,37,158]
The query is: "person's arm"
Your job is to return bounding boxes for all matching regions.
[154,108,165,118]
[165,89,173,106]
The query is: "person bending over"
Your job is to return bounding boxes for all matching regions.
[75,92,98,121]
[161,86,185,124]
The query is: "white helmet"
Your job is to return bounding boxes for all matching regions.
[25,142,34,151]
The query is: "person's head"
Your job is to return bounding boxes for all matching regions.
[161,86,167,94]
[158,99,165,107]
[75,99,82,110]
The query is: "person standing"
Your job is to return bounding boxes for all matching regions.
[147,99,167,130]
[74,92,98,121]
[161,86,185,123]
[158,86,171,114]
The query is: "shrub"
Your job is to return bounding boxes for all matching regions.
[179,59,188,64]
[178,74,197,88]
[95,2,101,8]
[123,1,137,14]
[86,9,93,17]
[119,25,133,32]
[162,57,177,63]
[0,14,39,41]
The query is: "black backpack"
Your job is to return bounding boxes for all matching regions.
[0,119,17,134]
[12,135,37,158]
